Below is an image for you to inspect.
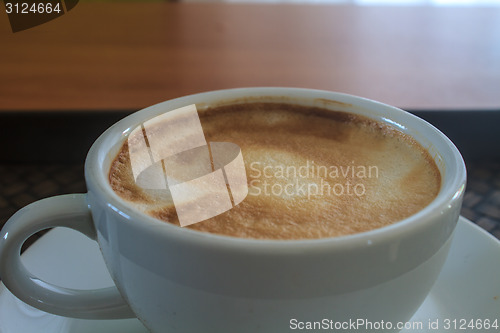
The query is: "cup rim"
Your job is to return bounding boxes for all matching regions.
[85,87,466,250]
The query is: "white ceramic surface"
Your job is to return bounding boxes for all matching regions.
[0,88,467,332]
[0,217,498,333]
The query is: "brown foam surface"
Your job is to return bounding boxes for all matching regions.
[109,103,441,240]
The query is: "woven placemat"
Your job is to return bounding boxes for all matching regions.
[1,160,499,252]
[461,160,500,239]
[0,164,86,252]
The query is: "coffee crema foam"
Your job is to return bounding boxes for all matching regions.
[109,102,441,240]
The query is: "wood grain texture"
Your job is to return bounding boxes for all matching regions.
[1,3,499,111]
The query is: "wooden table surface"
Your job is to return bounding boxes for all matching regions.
[1,3,499,111]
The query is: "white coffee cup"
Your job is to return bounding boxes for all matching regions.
[0,88,466,332]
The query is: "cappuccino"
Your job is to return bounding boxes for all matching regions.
[109,102,440,239]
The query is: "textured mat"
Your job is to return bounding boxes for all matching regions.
[0,160,499,252]
[461,160,500,239]
[0,164,86,252]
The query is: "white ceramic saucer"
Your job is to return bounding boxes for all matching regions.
[0,216,499,333]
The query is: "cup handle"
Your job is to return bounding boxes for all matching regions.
[0,194,135,319]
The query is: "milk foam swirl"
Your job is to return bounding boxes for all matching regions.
[109,103,441,240]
